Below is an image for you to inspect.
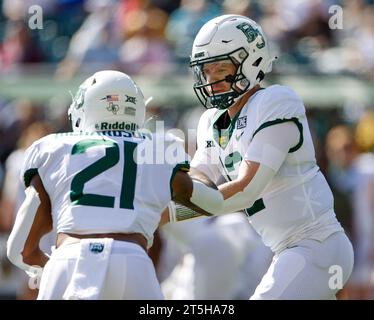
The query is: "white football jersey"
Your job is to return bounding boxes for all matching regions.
[191,85,343,253]
[21,130,189,249]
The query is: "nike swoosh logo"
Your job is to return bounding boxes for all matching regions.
[235,132,244,140]
[222,39,233,43]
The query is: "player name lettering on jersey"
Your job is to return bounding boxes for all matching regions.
[55,130,152,140]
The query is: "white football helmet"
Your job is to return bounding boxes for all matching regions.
[68,70,146,132]
[190,15,276,110]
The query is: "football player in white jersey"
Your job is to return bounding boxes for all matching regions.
[6,70,224,300]
[171,14,354,299]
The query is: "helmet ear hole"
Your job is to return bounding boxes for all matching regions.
[256,70,265,82]
[75,118,81,128]
[91,78,96,85]
[68,113,72,129]
[252,57,262,67]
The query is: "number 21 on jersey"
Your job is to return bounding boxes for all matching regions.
[70,139,137,209]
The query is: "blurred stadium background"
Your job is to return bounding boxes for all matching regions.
[1,0,374,300]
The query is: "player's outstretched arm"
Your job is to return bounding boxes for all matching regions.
[215,161,276,214]
[171,170,223,215]
[7,174,53,271]
[188,167,217,189]
[218,161,261,200]
[215,121,300,214]
[160,169,223,225]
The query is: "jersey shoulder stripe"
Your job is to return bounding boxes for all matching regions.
[252,117,304,153]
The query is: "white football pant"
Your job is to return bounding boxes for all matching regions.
[37,240,164,300]
[251,231,354,300]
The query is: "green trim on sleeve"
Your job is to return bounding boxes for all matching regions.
[244,198,265,217]
[169,162,191,197]
[24,168,39,187]
[288,119,303,153]
[252,117,304,153]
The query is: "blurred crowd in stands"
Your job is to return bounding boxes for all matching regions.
[1,0,374,76]
[1,0,374,299]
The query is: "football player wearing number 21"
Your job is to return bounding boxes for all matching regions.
[6,71,224,300]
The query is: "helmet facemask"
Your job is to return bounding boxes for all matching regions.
[68,83,88,132]
[190,48,251,110]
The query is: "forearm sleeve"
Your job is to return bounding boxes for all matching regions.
[216,164,276,215]
[7,186,41,275]
[217,122,299,215]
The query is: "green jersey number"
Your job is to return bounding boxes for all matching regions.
[225,151,242,173]
[70,139,137,209]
